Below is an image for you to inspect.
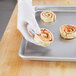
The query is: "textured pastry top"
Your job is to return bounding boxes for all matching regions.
[37,28,53,42]
[41,11,56,21]
[60,25,76,34]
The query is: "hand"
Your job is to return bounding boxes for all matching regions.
[17,0,41,44]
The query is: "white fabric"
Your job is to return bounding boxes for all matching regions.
[17,0,41,44]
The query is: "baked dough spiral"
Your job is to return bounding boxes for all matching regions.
[60,25,76,39]
[34,28,53,47]
[40,11,56,23]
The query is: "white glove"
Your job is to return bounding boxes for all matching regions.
[17,0,41,44]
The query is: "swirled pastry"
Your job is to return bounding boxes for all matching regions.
[60,25,76,39]
[40,11,56,23]
[34,28,53,47]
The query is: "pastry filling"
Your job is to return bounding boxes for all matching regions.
[42,12,53,18]
[64,25,76,34]
[41,11,55,21]
[37,29,53,42]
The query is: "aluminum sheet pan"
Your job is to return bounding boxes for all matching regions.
[19,5,76,61]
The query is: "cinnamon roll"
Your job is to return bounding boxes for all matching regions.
[60,25,76,39]
[34,28,53,47]
[40,11,56,23]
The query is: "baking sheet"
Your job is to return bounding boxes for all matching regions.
[19,5,76,61]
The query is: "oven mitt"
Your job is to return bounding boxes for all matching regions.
[17,0,41,44]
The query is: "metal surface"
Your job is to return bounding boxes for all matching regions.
[0,0,17,40]
[19,5,76,61]
[35,5,76,12]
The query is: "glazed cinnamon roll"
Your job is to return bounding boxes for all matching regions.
[34,28,53,47]
[60,25,76,39]
[40,11,56,23]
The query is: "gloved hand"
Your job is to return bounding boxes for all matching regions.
[17,0,41,44]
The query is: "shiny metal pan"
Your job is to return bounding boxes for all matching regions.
[19,5,76,61]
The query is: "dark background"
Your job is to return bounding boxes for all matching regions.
[0,0,17,40]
